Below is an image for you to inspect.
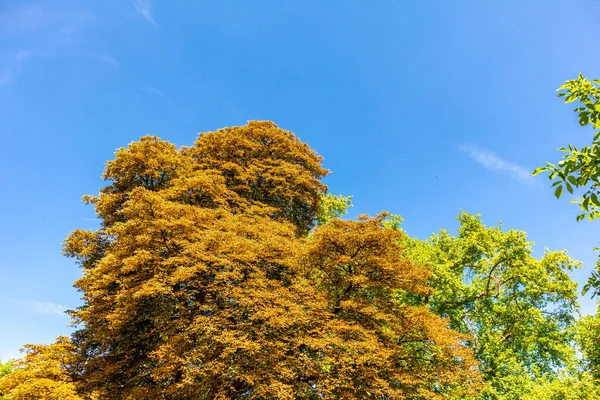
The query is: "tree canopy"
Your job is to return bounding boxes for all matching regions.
[0,121,482,399]
[398,212,585,399]
[0,338,83,400]
[2,118,596,399]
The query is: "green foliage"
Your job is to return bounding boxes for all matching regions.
[575,313,600,379]
[0,361,12,400]
[400,212,582,399]
[533,74,600,223]
[381,214,403,231]
[532,73,600,297]
[315,193,352,226]
[519,371,600,400]
[0,361,11,379]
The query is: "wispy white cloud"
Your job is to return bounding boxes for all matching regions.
[79,52,119,66]
[0,2,90,41]
[459,144,535,184]
[141,86,171,103]
[0,1,94,86]
[132,0,157,25]
[23,300,68,316]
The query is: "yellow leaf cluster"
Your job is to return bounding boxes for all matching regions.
[0,337,86,400]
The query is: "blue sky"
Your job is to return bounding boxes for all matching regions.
[1,0,599,360]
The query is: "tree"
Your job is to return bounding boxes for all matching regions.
[0,337,84,400]
[60,121,481,398]
[64,123,329,398]
[398,212,581,399]
[533,74,600,295]
[300,214,481,398]
[532,76,600,385]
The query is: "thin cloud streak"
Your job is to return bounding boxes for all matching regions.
[132,0,157,25]
[0,2,90,41]
[80,52,119,66]
[23,300,68,316]
[460,144,535,184]
[141,86,171,103]
[0,1,93,86]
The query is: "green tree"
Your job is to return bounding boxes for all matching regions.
[398,212,581,399]
[532,75,600,387]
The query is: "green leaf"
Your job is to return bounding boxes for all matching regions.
[532,167,547,176]
[566,183,573,194]
[577,214,586,222]
[554,185,563,199]
[592,193,600,206]
[567,176,577,186]
[583,196,591,211]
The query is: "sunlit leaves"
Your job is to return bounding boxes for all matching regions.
[400,212,581,399]
[315,193,353,226]
[534,75,600,224]
[533,74,600,299]
[56,121,481,398]
[0,338,84,400]
[301,214,481,398]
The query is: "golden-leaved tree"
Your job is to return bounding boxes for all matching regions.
[1,121,481,399]
[0,337,84,400]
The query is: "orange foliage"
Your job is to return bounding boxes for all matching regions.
[297,215,481,398]
[48,121,480,398]
[190,121,329,236]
